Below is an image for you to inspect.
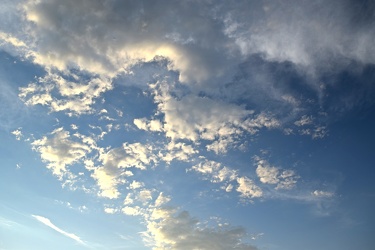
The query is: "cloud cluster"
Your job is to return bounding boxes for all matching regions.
[90,142,156,199]
[112,189,259,250]
[19,71,112,116]
[20,0,235,84]
[144,209,258,250]
[140,81,281,154]
[0,0,352,248]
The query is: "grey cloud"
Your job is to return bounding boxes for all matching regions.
[21,0,234,83]
[226,0,375,69]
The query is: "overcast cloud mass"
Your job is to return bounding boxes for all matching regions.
[1,0,375,249]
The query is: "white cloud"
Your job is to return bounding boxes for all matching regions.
[122,206,142,216]
[312,190,334,198]
[11,128,23,140]
[19,71,112,116]
[91,167,121,199]
[129,180,144,190]
[154,192,171,207]
[191,160,238,184]
[104,208,118,214]
[255,157,299,190]
[0,31,26,48]
[90,142,155,199]
[31,127,91,178]
[151,82,282,154]
[32,215,86,245]
[236,177,263,199]
[134,118,163,132]
[161,141,198,163]
[154,90,250,142]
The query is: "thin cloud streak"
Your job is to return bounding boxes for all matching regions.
[32,215,86,246]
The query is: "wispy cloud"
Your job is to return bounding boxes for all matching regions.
[32,215,86,246]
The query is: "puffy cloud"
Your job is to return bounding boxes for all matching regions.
[118,190,258,249]
[255,157,299,190]
[31,127,91,178]
[134,118,163,132]
[151,81,281,153]
[143,208,258,250]
[154,192,170,207]
[129,180,144,190]
[191,160,238,184]
[154,89,250,142]
[104,207,118,214]
[19,71,112,116]
[91,167,122,199]
[161,141,198,163]
[236,177,263,199]
[91,142,156,199]
[11,128,23,140]
[19,0,235,84]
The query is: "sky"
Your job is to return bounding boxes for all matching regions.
[0,0,375,249]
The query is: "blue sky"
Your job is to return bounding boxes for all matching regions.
[1,0,375,249]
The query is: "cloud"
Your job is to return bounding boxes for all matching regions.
[225,0,375,70]
[0,31,26,48]
[11,128,23,140]
[149,81,281,153]
[134,118,163,132]
[32,215,86,245]
[18,0,235,84]
[236,177,263,199]
[312,190,335,198]
[255,157,299,190]
[31,127,91,178]
[90,142,156,199]
[19,71,112,116]
[191,160,238,184]
[120,191,258,250]
[143,208,258,250]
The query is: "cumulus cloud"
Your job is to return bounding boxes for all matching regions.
[19,71,112,116]
[150,81,281,153]
[11,128,23,140]
[134,118,163,132]
[121,191,258,250]
[236,177,263,199]
[143,208,258,250]
[18,0,236,84]
[191,160,238,184]
[255,157,299,190]
[31,127,91,178]
[90,142,156,199]
[32,215,86,245]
